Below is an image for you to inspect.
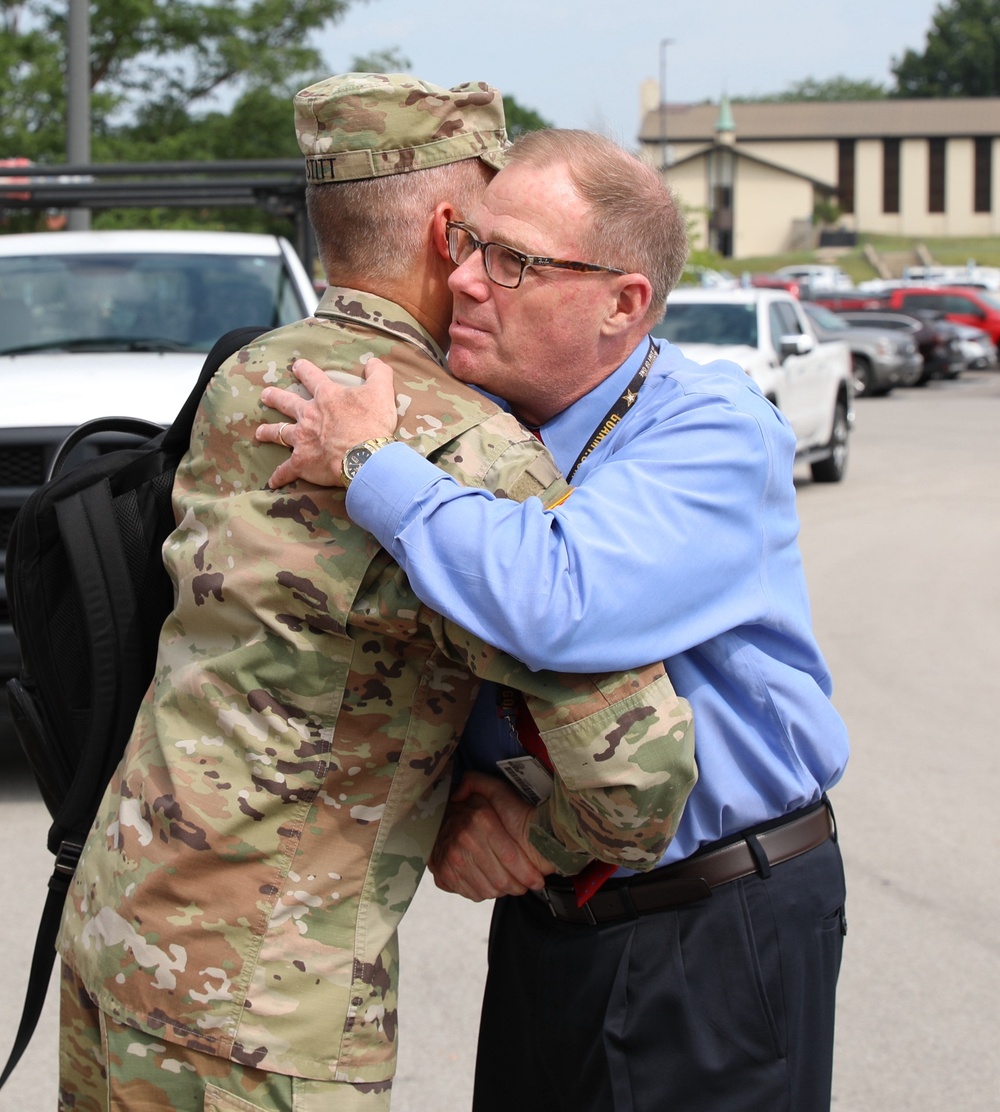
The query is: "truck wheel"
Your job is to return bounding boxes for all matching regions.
[811,398,849,483]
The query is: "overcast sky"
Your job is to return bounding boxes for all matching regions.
[317,0,945,145]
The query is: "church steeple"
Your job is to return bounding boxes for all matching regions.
[715,93,736,145]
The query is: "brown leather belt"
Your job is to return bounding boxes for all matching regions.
[533,799,835,926]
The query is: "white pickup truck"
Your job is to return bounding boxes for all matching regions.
[0,229,319,687]
[653,286,854,482]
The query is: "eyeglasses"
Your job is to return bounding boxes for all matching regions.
[445,220,627,290]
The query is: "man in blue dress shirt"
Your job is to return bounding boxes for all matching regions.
[258,127,849,1112]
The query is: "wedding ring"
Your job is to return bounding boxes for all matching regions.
[277,422,291,448]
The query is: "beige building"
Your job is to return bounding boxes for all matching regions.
[637,84,1000,258]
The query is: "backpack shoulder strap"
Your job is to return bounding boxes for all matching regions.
[48,417,166,482]
[0,880,69,1089]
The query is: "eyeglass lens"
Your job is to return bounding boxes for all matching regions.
[448,225,523,288]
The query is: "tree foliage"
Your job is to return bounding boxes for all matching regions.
[502,94,553,139]
[736,1,1000,103]
[0,1,555,232]
[748,76,888,102]
[1,0,352,164]
[348,47,412,75]
[891,0,1000,97]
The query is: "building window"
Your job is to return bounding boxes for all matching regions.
[883,139,900,214]
[837,140,855,214]
[975,137,992,213]
[928,138,946,213]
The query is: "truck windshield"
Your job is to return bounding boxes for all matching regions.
[653,302,759,347]
[0,252,298,355]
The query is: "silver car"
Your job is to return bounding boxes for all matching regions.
[948,322,998,370]
[802,302,923,396]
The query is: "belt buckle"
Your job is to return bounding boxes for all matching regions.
[537,885,597,925]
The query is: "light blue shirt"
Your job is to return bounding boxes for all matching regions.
[347,338,849,864]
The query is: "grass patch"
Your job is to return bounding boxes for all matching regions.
[693,234,1000,285]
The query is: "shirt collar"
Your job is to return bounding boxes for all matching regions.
[315,285,447,367]
[538,336,656,475]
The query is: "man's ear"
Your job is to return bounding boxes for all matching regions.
[430,201,456,262]
[603,273,654,336]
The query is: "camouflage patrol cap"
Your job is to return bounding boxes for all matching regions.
[295,73,509,184]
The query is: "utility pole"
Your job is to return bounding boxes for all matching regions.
[659,38,674,171]
[66,0,91,230]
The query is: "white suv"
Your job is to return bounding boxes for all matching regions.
[0,229,319,682]
[653,287,854,482]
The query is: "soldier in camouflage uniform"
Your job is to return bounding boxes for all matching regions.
[56,74,697,1111]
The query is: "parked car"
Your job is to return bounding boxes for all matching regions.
[0,229,320,683]
[833,309,966,384]
[884,285,1000,344]
[748,272,804,298]
[681,263,739,289]
[801,301,922,395]
[775,264,853,292]
[944,322,997,370]
[901,264,1000,291]
[812,289,888,311]
[653,287,854,481]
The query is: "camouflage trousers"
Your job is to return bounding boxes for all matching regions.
[58,963,392,1111]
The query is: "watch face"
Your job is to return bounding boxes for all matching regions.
[343,437,393,485]
[343,445,372,482]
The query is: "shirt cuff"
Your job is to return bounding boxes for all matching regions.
[345,441,446,545]
[527,801,594,875]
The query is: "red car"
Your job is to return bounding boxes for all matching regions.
[885,286,1000,343]
[748,273,803,298]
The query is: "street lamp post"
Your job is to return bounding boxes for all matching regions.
[659,38,674,170]
[67,0,91,230]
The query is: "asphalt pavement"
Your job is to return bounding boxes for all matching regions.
[1,369,998,1111]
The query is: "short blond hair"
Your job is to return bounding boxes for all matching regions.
[507,129,689,321]
[307,159,492,285]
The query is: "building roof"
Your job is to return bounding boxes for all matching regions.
[640,98,1000,143]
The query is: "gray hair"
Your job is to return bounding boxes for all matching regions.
[507,129,689,321]
[306,159,492,285]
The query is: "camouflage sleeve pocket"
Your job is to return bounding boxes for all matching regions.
[526,672,697,873]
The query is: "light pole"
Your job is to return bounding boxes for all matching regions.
[67,0,91,230]
[659,38,674,170]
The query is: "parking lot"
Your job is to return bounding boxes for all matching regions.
[2,369,999,1111]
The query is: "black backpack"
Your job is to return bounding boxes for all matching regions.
[0,325,265,1089]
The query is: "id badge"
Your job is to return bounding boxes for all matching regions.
[496,755,554,807]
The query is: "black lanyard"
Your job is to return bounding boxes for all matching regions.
[565,337,658,482]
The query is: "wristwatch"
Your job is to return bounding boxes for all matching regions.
[342,436,395,486]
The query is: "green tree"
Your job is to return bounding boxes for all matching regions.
[348,47,412,74]
[1,0,355,164]
[502,94,553,139]
[891,0,1000,96]
[744,76,887,102]
[0,5,555,233]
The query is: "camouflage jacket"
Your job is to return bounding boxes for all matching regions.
[58,287,696,1084]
